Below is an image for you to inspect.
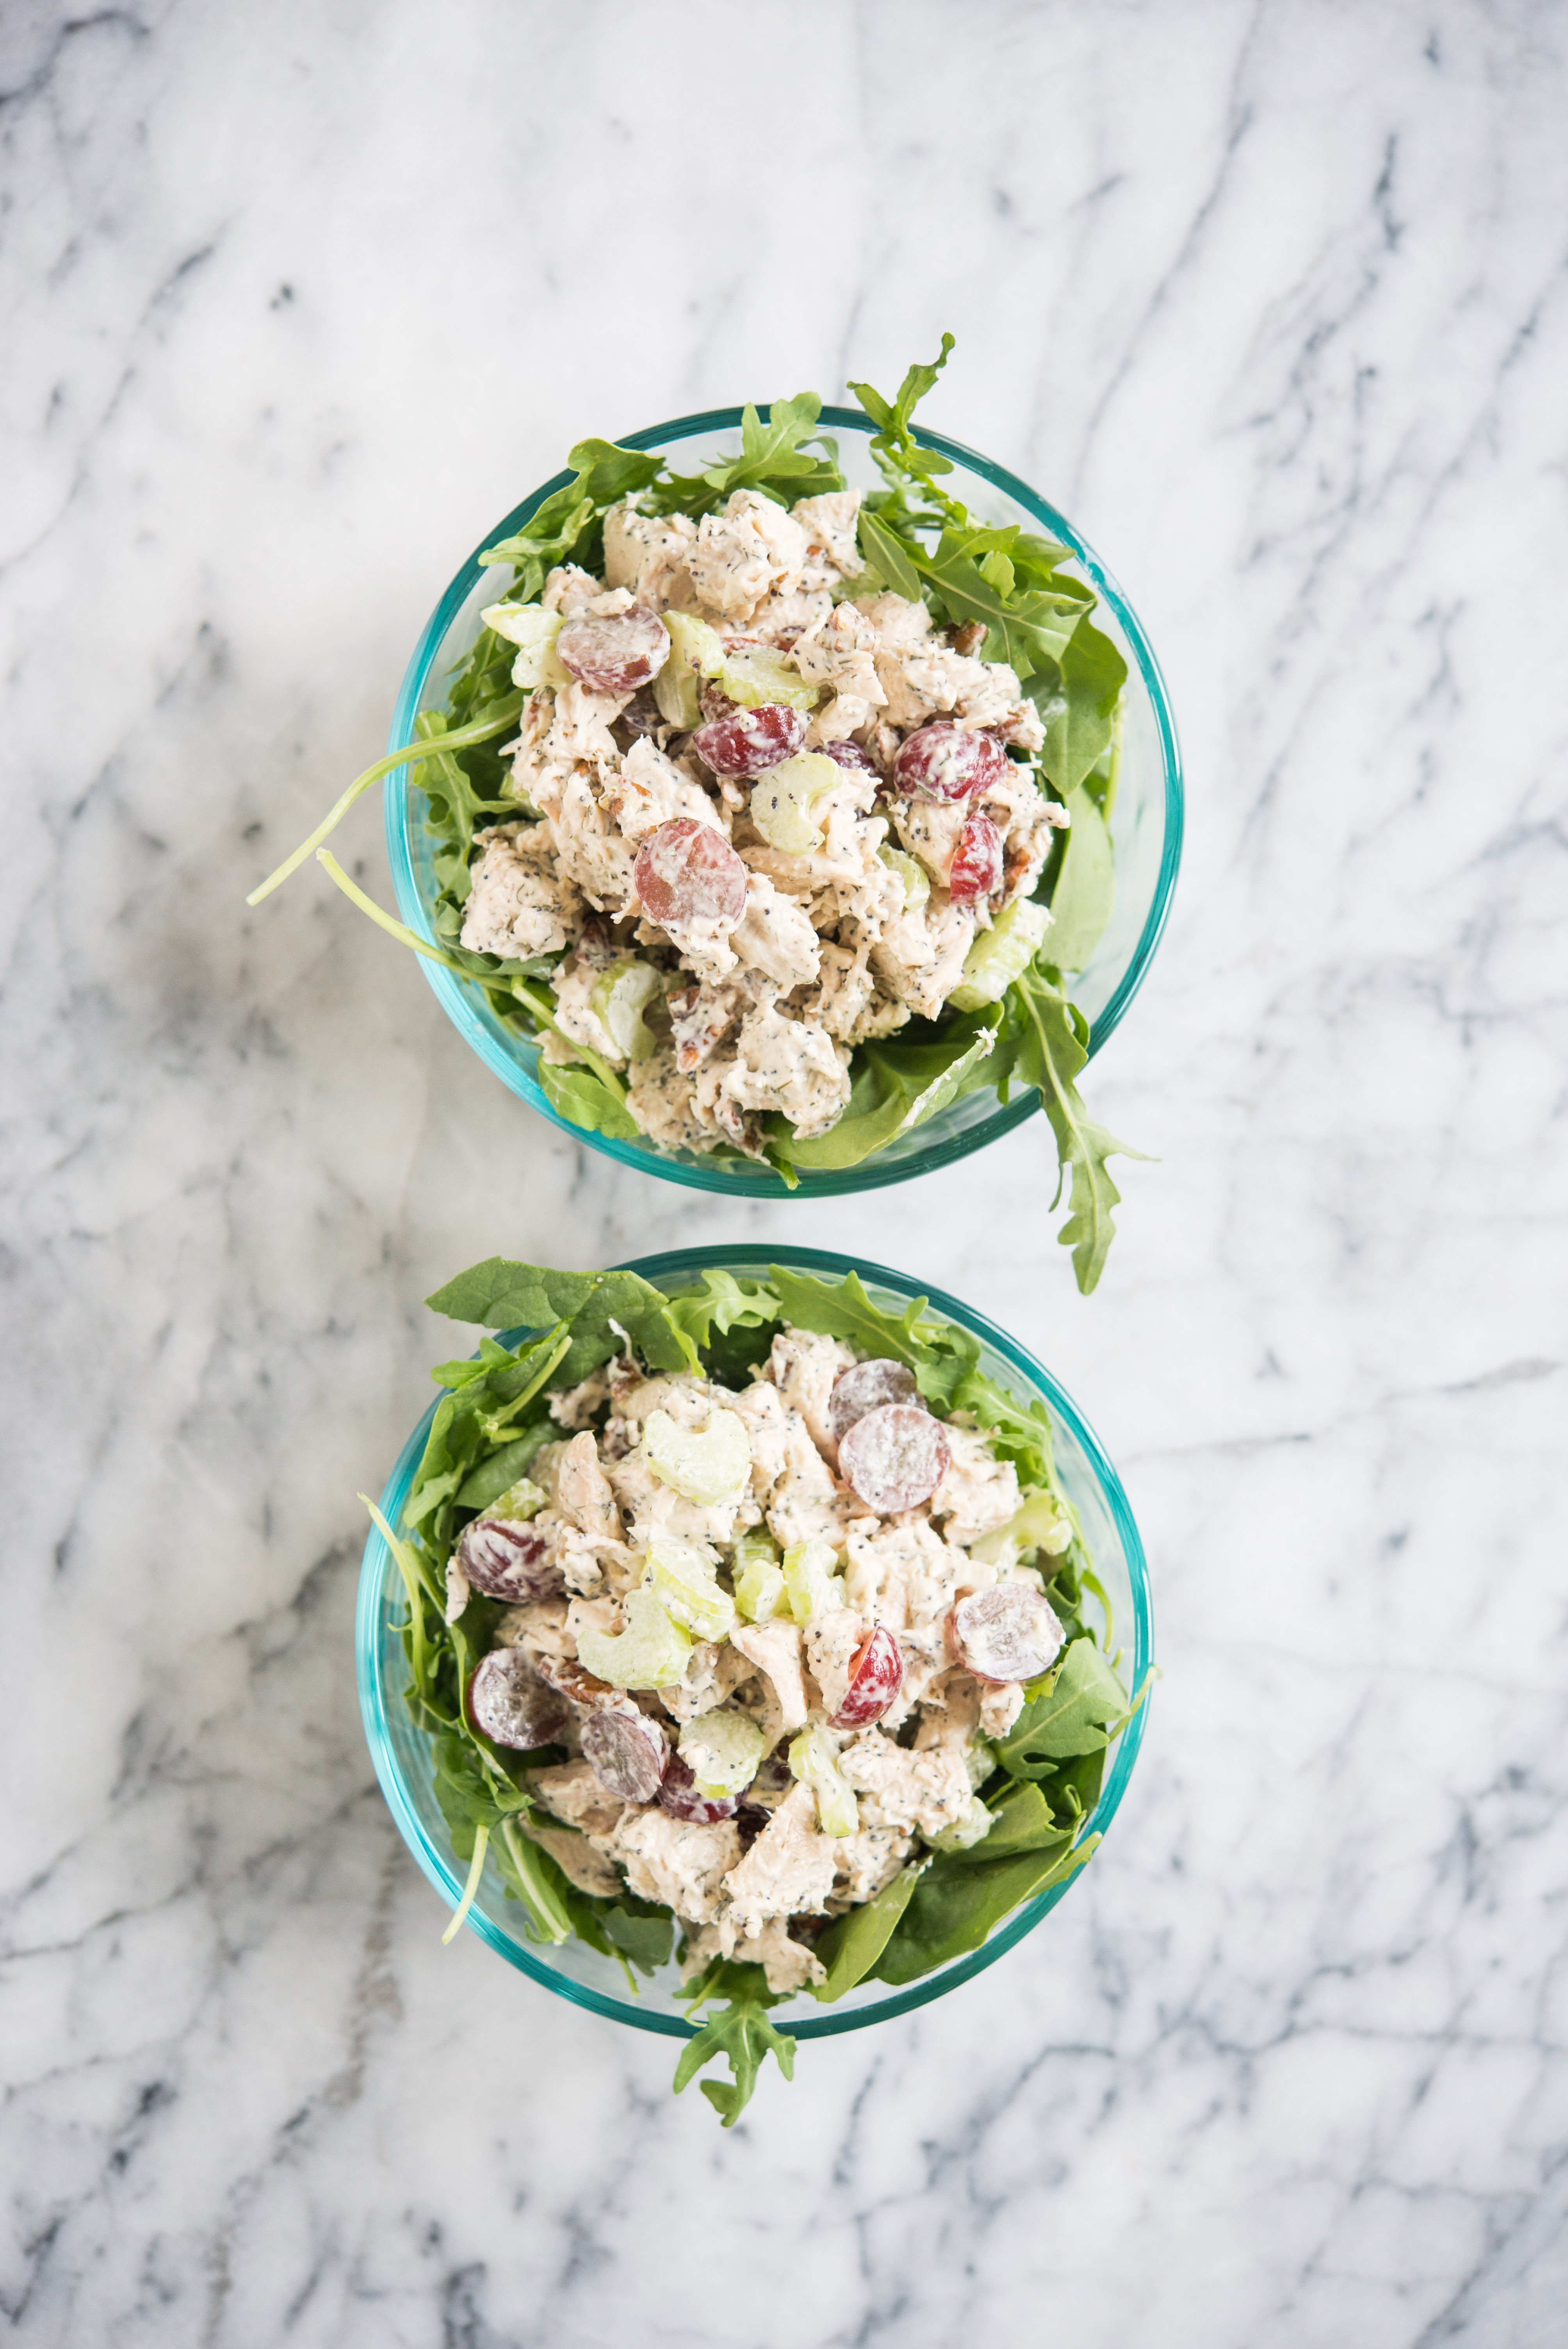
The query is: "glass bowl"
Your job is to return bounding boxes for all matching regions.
[356,1244,1153,2046]
[384,406,1184,1196]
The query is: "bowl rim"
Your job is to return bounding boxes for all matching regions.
[381,403,1184,1197]
[355,1242,1154,2040]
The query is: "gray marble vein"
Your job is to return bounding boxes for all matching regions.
[3,0,1566,2341]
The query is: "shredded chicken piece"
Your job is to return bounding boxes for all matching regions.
[612,1811,740,1924]
[728,1620,810,1734]
[717,1784,839,1939]
[460,823,581,961]
[683,1914,827,1994]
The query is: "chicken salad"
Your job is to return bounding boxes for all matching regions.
[254,343,1148,1291]
[375,1256,1147,2122]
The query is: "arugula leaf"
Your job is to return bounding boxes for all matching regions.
[764,1264,980,1415]
[424,1258,699,1379]
[1038,618,1129,795]
[993,1638,1135,1777]
[644,395,845,520]
[811,1862,924,2001]
[1009,968,1149,1295]
[911,528,1093,679]
[662,1269,780,1354]
[848,335,955,463]
[478,437,663,599]
[871,1834,1100,1985]
[948,1368,1060,1492]
[674,1994,796,2126]
[855,505,924,600]
[1045,786,1116,973]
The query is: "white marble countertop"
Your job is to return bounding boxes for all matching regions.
[5,2,1565,2341]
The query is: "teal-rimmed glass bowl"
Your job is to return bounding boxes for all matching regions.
[384,406,1183,1196]
[356,1244,1153,2044]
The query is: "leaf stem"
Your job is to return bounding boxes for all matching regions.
[362,1492,431,1686]
[442,1821,489,1944]
[245,697,522,905]
[315,851,480,976]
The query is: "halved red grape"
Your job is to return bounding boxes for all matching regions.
[947,1584,1064,1684]
[634,817,747,928]
[819,738,880,778]
[830,1625,904,1729]
[827,1358,918,1443]
[692,702,805,777]
[555,604,670,694]
[535,1652,621,1711]
[838,1403,951,1515]
[657,1752,740,1825]
[467,1649,572,1750]
[581,1706,670,1804]
[454,1518,562,1603]
[948,809,1004,901]
[892,721,1009,802]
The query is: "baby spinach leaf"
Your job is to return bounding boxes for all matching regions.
[958,1780,1073,1862]
[871,1834,1100,1985]
[1040,1744,1107,1829]
[773,1025,998,1173]
[994,1637,1133,1776]
[674,1995,796,2127]
[424,1258,699,1378]
[597,1900,674,1975]
[536,1056,640,1142]
[1038,618,1129,796]
[1044,788,1116,974]
[453,1424,555,1512]
[811,1862,925,2001]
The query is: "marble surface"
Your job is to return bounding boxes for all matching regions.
[4,0,1566,2340]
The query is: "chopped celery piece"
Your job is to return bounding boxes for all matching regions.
[576,1587,693,1689]
[735,1554,787,1623]
[924,1793,995,1852]
[782,1538,844,1624]
[489,1476,547,1523]
[878,844,930,912]
[648,1535,737,1642]
[679,1707,766,1798]
[969,1485,1074,1567]
[732,1529,785,1622]
[654,611,725,727]
[480,601,569,689]
[788,1723,858,1837]
[644,1408,751,1506]
[719,644,819,712]
[947,898,1052,1011]
[590,959,662,1063]
[749,753,842,854]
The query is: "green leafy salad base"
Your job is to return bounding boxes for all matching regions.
[374,1256,1150,2124]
